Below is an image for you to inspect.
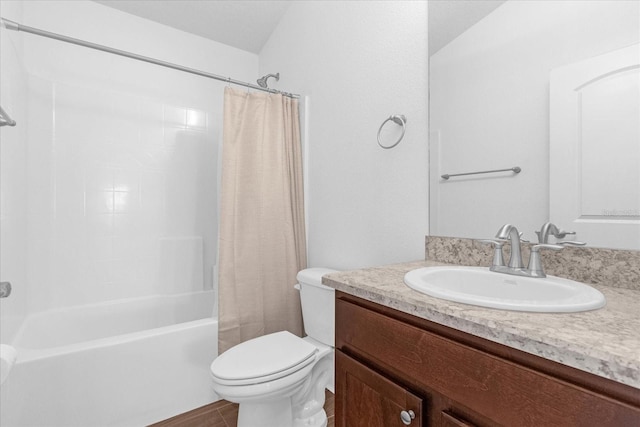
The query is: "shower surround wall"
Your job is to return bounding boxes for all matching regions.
[0,0,258,337]
[0,0,28,342]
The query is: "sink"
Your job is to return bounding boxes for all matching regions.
[404,267,606,313]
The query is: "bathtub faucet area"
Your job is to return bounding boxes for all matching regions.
[0,281,11,298]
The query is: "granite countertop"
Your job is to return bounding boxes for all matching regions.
[323,260,640,390]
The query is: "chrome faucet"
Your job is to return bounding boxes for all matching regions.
[479,224,566,278]
[536,222,563,243]
[536,222,586,246]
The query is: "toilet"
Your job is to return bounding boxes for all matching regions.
[210,268,337,427]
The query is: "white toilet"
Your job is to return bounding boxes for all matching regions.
[210,268,337,427]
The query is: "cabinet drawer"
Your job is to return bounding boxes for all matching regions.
[336,297,640,426]
[441,411,477,427]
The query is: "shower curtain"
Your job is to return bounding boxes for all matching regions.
[218,87,307,353]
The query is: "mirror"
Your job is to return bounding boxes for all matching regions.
[428,0,640,250]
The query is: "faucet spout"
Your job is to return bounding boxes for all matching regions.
[495,224,524,268]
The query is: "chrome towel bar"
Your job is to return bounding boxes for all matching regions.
[441,166,521,180]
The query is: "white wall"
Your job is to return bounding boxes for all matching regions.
[259,1,429,270]
[0,0,28,342]
[1,1,258,321]
[430,0,640,242]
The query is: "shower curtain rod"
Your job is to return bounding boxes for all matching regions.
[0,18,300,99]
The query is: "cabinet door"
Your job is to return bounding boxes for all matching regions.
[336,350,423,427]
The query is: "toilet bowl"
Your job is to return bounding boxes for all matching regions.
[210,268,337,427]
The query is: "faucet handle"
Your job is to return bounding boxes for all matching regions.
[477,239,508,267]
[532,243,564,251]
[557,240,586,246]
[528,244,564,278]
[554,230,576,239]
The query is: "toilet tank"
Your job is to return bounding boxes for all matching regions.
[296,268,337,347]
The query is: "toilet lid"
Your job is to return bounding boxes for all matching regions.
[210,331,317,385]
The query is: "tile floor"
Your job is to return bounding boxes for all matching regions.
[152,390,335,427]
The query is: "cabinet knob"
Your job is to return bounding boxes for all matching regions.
[400,409,416,425]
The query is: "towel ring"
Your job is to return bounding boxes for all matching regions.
[377,114,407,149]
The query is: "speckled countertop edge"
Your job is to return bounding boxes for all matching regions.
[323,260,640,390]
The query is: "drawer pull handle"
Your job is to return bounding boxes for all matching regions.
[400,409,416,425]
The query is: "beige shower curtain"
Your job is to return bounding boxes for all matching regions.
[218,87,307,354]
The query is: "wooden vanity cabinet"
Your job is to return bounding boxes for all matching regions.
[335,291,640,427]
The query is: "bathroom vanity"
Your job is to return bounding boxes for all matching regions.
[325,262,640,427]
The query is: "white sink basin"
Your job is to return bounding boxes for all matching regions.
[404,267,606,313]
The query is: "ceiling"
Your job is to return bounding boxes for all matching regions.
[428,0,506,55]
[94,0,506,56]
[93,0,292,54]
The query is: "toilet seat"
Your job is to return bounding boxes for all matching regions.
[210,331,318,386]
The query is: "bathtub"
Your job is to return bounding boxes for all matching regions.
[0,291,219,427]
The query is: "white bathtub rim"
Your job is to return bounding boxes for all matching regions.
[14,290,213,323]
[11,290,214,350]
[14,317,217,363]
